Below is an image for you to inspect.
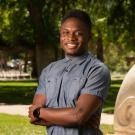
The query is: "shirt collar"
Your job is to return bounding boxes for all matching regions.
[64,52,90,65]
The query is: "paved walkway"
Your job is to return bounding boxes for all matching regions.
[0,105,114,125]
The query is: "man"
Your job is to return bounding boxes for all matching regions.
[29,9,111,135]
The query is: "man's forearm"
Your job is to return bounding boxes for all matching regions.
[32,108,100,128]
[38,95,100,127]
[38,108,100,128]
[31,94,101,127]
[39,107,88,127]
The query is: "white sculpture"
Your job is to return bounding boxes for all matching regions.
[114,65,135,135]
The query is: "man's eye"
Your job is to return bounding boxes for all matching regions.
[74,31,83,36]
[62,31,69,36]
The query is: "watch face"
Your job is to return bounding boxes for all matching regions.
[33,108,40,118]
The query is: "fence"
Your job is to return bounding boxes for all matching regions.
[0,69,31,80]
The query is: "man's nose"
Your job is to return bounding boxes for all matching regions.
[68,33,76,41]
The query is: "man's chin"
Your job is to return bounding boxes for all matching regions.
[65,51,83,56]
[65,52,77,56]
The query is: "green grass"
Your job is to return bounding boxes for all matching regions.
[100,124,114,134]
[0,113,46,135]
[0,80,37,86]
[0,114,113,135]
[0,86,35,104]
[0,80,37,104]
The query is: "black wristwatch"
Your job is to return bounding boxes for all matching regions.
[33,107,41,119]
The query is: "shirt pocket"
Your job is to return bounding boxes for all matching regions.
[68,76,87,99]
[46,77,57,100]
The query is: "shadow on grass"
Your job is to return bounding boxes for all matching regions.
[0,86,36,104]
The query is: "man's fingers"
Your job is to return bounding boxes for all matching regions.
[28,105,38,118]
[28,104,42,125]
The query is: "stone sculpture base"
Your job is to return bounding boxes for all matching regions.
[114,65,135,135]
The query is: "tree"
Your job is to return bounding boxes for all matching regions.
[1,0,134,76]
[107,0,135,50]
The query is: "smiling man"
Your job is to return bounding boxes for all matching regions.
[60,17,90,56]
[29,9,111,135]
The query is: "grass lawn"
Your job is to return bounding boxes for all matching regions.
[0,114,114,135]
[0,80,37,104]
[0,113,46,135]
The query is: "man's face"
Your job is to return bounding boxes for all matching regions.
[60,17,91,56]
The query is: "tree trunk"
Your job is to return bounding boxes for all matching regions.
[60,0,67,59]
[0,50,8,70]
[23,51,28,73]
[36,44,53,76]
[97,30,104,62]
[31,49,37,78]
[27,0,54,77]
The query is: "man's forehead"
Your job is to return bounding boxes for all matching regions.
[60,18,87,30]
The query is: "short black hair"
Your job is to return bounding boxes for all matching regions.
[61,9,92,32]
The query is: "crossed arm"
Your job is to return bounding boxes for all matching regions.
[28,93,102,128]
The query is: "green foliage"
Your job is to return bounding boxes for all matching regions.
[0,0,135,74]
[107,0,135,49]
[0,0,34,45]
[104,42,134,73]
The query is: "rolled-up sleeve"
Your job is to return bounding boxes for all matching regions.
[81,64,111,101]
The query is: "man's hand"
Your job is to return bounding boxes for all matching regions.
[28,104,52,127]
[28,104,40,123]
[28,94,46,123]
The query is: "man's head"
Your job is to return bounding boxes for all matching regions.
[60,9,92,56]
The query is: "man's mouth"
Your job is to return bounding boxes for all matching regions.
[66,43,78,49]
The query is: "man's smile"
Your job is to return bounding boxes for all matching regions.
[65,43,78,49]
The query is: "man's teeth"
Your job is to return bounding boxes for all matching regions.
[67,43,76,46]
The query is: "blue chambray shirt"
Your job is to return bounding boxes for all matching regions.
[35,52,111,135]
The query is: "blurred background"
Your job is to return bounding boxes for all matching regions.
[0,0,135,79]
